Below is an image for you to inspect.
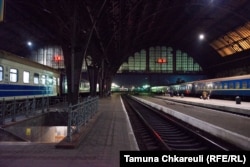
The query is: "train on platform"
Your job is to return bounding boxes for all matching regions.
[0,50,101,101]
[0,50,60,101]
[3,49,250,101]
[168,75,250,100]
[150,86,169,95]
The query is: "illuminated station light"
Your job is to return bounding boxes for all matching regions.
[199,34,205,40]
[111,83,119,88]
[54,54,62,61]
[27,41,32,46]
[156,58,167,64]
[142,84,150,89]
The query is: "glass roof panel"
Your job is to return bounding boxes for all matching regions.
[227,32,241,41]
[237,27,249,38]
[239,40,250,49]
[210,22,250,57]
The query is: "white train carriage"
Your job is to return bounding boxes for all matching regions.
[0,50,60,100]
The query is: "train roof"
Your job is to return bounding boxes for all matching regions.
[194,75,250,83]
[0,50,60,74]
[171,74,250,86]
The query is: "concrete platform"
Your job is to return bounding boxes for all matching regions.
[0,94,138,167]
[156,95,250,116]
[133,95,250,150]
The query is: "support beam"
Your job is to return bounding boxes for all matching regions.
[87,65,99,97]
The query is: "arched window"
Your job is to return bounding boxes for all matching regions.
[118,46,202,73]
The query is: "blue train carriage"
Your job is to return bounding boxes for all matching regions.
[193,75,250,100]
[169,82,193,96]
[0,50,60,101]
[178,82,193,96]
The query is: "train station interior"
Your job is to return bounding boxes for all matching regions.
[0,1,250,167]
[1,0,250,97]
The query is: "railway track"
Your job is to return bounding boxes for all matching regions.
[121,94,238,151]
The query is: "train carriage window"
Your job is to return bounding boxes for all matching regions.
[219,83,223,89]
[23,71,30,83]
[223,83,228,89]
[41,75,46,85]
[235,82,240,89]
[47,76,53,85]
[229,82,234,89]
[214,83,218,89]
[206,82,213,90]
[10,68,18,82]
[34,73,39,84]
[0,66,3,81]
[242,81,247,89]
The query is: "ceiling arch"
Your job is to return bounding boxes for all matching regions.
[0,0,249,74]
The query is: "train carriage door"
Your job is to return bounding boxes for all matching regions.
[192,82,197,95]
[41,75,46,85]
[34,73,39,84]
[53,76,58,96]
[2,65,9,83]
[41,75,46,95]
[186,83,192,95]
[47,75,53,95]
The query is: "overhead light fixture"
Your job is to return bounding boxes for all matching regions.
[27,41,32,46]
[199,34,205,40]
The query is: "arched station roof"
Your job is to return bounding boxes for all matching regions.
[0,0,250,74]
